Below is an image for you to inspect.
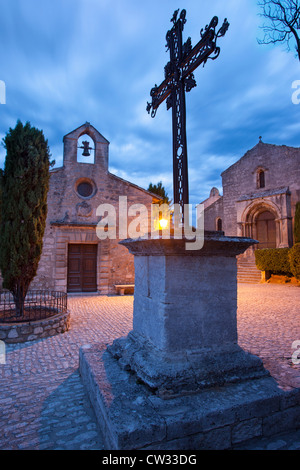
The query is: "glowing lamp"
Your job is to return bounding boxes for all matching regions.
[159,218,168,230]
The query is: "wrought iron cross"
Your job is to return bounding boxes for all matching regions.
[147,9,229,218]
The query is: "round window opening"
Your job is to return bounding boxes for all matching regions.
[77,181,93,198]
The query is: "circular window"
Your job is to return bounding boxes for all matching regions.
[77,181,94,198]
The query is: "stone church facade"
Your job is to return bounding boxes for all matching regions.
[25,122,160,294]
[202,139,300,256]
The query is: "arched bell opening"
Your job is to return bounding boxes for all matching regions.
[77,134,95,164]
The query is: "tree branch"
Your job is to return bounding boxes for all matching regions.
[257,0,300,60]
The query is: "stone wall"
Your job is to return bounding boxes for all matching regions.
[30,168,158,294]
[203,196,223,231]
[0,123,160,294]
[32,123,159,294]
[203,141,300,248]
[221,142,300,239]
[0,310,70,344]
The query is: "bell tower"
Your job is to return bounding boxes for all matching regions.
[62,122,109,170]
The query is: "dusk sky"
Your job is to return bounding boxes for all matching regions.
[0,0,299,208]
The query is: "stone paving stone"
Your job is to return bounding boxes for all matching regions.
[0,285,299,450]
[237,284,300,392]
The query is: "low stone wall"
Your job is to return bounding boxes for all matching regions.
[0,310,71,344]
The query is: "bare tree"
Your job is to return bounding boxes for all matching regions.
[257,0,300,61]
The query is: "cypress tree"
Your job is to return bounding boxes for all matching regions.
[0,120,51,316]
[294,201,300,245]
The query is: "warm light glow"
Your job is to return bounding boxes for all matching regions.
[159,218,168,230]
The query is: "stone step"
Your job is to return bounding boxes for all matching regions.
[238,268,261,276]
[238,275,261,279]
[237,257,261,283]
[238,264,259,269]
[238,267,261,272]
[238,262,259,268]
[238,264,259,268]
[238,270,261,276]
[238,273,260,277]
[80,344,300,451]
[233,428,300,450]
[238,273,261,278]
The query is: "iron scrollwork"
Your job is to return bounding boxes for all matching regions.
[184,73,197,92]
[147,9,229,215]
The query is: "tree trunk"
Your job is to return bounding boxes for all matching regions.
[12,283,27,317]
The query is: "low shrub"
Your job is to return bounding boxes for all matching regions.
[255,248,292,275]
[288,243,300,280]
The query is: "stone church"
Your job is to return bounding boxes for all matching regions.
[202,138,300,264]
[27,122,161,294]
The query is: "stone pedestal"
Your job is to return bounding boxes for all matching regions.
[108,232,267,398]
[79,232,300,449]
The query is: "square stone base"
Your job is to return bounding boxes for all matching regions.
[79,343,300,450]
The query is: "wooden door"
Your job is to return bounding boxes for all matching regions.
[256,211,276,249]
[67,244,97,292]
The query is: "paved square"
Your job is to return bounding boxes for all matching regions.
[0,284,299,450]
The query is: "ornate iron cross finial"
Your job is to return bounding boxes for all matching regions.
[147,10,229,220]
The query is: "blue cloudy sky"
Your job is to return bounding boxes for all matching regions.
[0,0,299,207]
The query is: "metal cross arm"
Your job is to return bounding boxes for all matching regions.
[147,77,173,118]
[146,9,229,215]
[147,15,229,117]
[180,16,229,81]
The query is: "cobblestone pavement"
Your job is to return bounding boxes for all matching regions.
[0,283,299,450]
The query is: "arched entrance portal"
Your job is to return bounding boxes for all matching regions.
[256,210,276,249]
[241,202,281,251]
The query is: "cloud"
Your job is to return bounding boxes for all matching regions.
[0,0,299,205]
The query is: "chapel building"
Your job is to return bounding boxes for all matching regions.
[202,138,300,263]
[28,122,160,294]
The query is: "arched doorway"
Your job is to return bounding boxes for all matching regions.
[241,202,280,251]
[256,210,276,249]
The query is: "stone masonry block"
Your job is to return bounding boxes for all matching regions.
[263,407,300,436]
[231,418,262,444]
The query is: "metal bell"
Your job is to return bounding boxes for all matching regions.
[81,141,91,157]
